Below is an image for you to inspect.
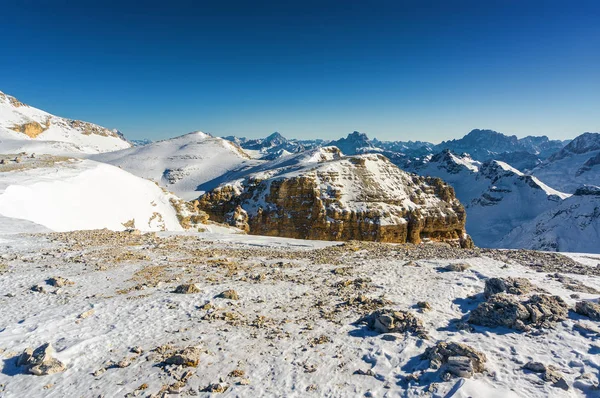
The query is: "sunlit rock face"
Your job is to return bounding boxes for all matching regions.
[197,149,473,247]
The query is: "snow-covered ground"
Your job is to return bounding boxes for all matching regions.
[0,230,598,397]
[0,156,183,232]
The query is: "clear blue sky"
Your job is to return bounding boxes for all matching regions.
[1,0,598,142]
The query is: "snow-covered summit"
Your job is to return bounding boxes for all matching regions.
[91,131,256,200]
[0,90,131,155]
[328,131,378,155]
[532,132,600,193]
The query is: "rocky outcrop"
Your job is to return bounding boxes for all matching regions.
[197,151,473,247]
[10,120,48,138]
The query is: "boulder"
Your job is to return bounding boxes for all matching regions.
[422,342,486,378]
[173,284,201,294]
[358,309,428,338]
[164,346,201,367]
[575,301,600,321]
[484,277,533,299]
[17,343,66,375]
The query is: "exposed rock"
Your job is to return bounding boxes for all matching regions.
[202,382,229,393]
[197,151,473,247]
[10,121,47,138]
[46,277,74,287]
[523,361,546,373]
[544,366,569,390]
[422,342,486,378]
[443,263,470,272]
[217,289,239,300]
[164,346,201,367]
[358,309,428,338]
[469,294,568,330]
[18,343,66,375]
[484,277,533,299]
[575,301,600,321]
[417,301,432,311]
[31,284,46,293]
[78,309,95,319]
[173,284,201,294]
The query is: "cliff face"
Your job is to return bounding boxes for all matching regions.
[196,150,473,247]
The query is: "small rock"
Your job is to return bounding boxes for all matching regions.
[164,346,201,367]
[31,284,46,293]
[18,343,66,376]
[46,277,74,287]
[444,263,470,272]
[523,361,546,373]
[417,301,432,311]
[358,309,428,338]
[217,289,239,300]
[575,301,600,321]
[78,309,95,319]
[173,284,201,294]
[202,382,229,393]
[117,360,130,368]
[130,346,143,354]
[422,341,486,377]
[544,367,569,390]
[484,277,533,298]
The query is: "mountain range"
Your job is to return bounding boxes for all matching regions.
[0,90,598,252]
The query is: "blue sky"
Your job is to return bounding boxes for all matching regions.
[1,0,598,142]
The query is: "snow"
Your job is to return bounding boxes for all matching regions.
[0,232,598,397]
[0,91,131,155]
[0,159,183,232]
[500,192,600,253]
[91,131,259,200]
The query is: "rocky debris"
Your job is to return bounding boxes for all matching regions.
[575,301,600,321]
[484,277,533,298]
[217,289,239,300]
[130,346,144,354]
[358,309,428,338]
[469,294,568,330]
[202,382,229,393]
[164,346,201,367]
[417,301,432,311]
[443,263,470,272]
[17,343,66,376]
[422,342,486,379]
[173,284,201,294]
[46,276,74,287]
[548,273,600,294]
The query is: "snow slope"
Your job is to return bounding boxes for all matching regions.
[532,133,600,193]
[0,91,131,155]
[0,157,183,232]
[91,131,259,200]
[500,185,600,253]
[409,150,571,247]
[0,231,598,397]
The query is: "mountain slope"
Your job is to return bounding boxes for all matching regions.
[408,150,570,247]
[92,131,258,200]
[0,156,183,232]
[532,132,600,193]
[500,185,600,253]
[0,91,131,155]
[197,148,473,247]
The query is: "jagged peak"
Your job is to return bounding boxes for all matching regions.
[574,185,600,196]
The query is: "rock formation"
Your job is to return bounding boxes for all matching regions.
[196,149,473,247]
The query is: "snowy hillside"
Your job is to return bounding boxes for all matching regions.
[410,150,571,247]
[0,155,183,232]
[0,91,131,155]
[500,185,600,253]
[91,132,258,200]
[532,133,600,193]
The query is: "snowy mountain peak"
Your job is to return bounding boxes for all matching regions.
[329,131,375,155]
[0,90,131,154]
[549,132,600,161]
